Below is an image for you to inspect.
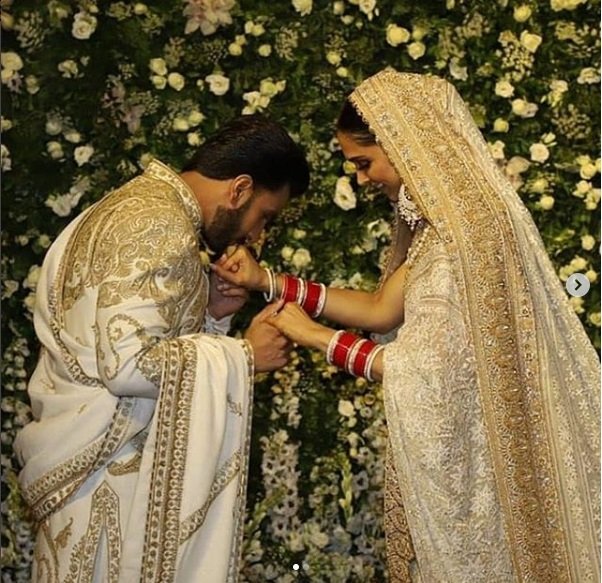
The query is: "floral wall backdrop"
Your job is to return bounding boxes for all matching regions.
[1,0,599,581]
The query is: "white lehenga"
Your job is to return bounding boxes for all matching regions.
[350,70,600,582]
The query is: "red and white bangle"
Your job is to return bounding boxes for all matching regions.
[279,273,326,318]
[326,331,384,381]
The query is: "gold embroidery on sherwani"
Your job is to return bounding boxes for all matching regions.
[180,452,242,543]
[141,339,197,582]
[64,482,122,583]
[352,70,600,582]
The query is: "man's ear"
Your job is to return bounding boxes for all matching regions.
[227,174,254,209]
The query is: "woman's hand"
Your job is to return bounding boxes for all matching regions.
[207,271,249,320]
[210,245,268,292]
[270,302,335,351]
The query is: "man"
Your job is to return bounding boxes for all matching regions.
[14,114,310,582]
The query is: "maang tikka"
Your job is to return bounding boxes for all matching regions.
[396,183,422,231]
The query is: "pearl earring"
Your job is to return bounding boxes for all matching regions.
[396,184,422,231]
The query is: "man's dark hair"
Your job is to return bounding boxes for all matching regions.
[336,100,377,146]
[182,114,310,197]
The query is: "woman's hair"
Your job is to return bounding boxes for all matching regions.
[182,113,310,197]
[336,100,377,145]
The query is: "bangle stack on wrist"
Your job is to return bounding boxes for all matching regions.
[326,330,383,381]
[262,269,326,318]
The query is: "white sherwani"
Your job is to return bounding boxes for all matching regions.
[14,160,254,582]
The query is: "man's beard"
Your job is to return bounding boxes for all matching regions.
[202,199,252,257]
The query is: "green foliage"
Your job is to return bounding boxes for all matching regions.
[1,0,599,580]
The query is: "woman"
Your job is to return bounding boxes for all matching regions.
[212,69,600,582]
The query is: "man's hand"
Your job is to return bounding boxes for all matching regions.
[244,301,292,372]
[207,271,249,320]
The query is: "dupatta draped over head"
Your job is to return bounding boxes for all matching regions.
[350,69,600,581]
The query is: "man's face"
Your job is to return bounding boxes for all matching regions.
[203,186,289,256]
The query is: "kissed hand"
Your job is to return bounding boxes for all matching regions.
[210,245,268,292]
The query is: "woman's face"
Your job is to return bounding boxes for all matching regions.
[337,131,401,202]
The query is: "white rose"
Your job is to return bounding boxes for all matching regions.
[573,180,591,198]
[281,246,294,261]
[589,312,601,327]
[38,235,51,249]
[338,399,355,417]
[493,118,509,132]
[151,75,167,90]
[407,41,426,60]
[187,110,205,126]
[336,66,349,78]
[577,67,601,85]
[167,72,185,91]
[586,270,598,283]
[580,163,598,180]
[74,144,94,166]
[258,44,272,57]
[259,79,278,97]
[513,5,532,21]
[45,118,63,136]
[569,296,585,314]
[25,75,40,94]
[134,3,148,15]
[488,140,506,160]
[386,24,410,47]
[505,156,530,175]
[551,0,586,11]
[1,117,12,131]
[229,43,243,56]
[1,144,11,171]
[64,129,81,144]
[187,132,202,146]
[292,228,307,239]
[529,178,548,193]
[581,235,595,251]
[529,143,550,163]
[46,141,64,160]
[359,0,377,16]
[72,11,98,40]
[511,98,538,118]
[449,57,468,81]
[326,51,342,66]
[149,58,168,76]
[24,293,36,313]
[585,189,601,210]
[412,25,428,41]
[1,52,24,72]
[333,1,345,15]
[205,73,230,96]
[570,256,587,271]
[539,195,555,210]
[520,31,542,52]
[292,0,313,16]
[495,80,515,98]
[23,265,41,291]
[291,248,312,270]
[172,118,190,132]
[333,176,357,210]
[251,23,265,36]
[58,59,79,78]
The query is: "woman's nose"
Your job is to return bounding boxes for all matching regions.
[356,171,370,186]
